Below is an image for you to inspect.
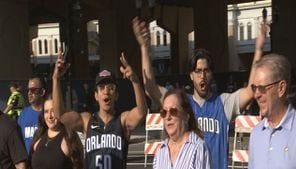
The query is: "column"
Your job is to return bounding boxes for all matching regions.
[99,0,139,76]
[68,1,89,80]
[193,0,229,72]
[0,1,31,80]
[271,0,296,71]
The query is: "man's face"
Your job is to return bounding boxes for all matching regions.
[190,58,213,98]
[27,78,44,105]
[252,66,280,118]
[94,83,117,112]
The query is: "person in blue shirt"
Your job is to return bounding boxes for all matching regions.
[18,75,46,153]
[132,16,267,169]
[248,54,296,169]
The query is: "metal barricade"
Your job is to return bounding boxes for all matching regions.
[232,115,261,169]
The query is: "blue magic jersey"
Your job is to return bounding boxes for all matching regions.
[189,93,232,169]
[85,114,129,169]
[18,106,41,153]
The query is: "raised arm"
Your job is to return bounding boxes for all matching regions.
[52,49,86,132]
[120,53,148,132]
[132,17,166,107]
[239,21,268,110]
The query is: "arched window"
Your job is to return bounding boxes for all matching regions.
[44,40,48,54]
[156,31,160,46]
[54,39,58,53]
[38,40,42,54]
[163,31,167,46]
[239,23,244,41]
[247,22,252,40]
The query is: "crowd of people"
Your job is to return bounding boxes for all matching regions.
[0,15,295,169]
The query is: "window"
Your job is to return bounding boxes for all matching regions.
[38,40,42,54]
[239,23,244,41]
[44,40,48,54]
[54,39,58,54]
[156,31,160,46]
[247,22,252,40]
[163,31,167,46]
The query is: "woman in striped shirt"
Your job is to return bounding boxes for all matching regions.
[153,89,211,169]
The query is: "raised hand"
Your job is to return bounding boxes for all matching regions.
[132,16,150,47]
[120,52,139,83]
[52,47,70,80]
[256,20,269,51]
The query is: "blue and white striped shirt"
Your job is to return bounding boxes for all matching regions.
[153,131,211,169]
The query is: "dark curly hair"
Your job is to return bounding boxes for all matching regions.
[189,48,214,72]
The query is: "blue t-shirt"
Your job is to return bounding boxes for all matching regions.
[189,94,230,169]
[17,106,41,153]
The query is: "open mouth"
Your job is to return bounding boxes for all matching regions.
[103,97,111,104]
[199,81,208,90]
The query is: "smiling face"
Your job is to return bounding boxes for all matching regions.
[190,58,213,98]
[44,99,59,130]
[94,83,118,112]
[253,66,281,118]
[162,94,189,139]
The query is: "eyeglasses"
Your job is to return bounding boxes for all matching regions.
[194,68,211,76]
[27,87,42,94]
[251,80,282,93]
[160,107,179,118]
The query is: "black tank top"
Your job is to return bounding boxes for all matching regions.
[84,114,129,169]
[31,131,73,169]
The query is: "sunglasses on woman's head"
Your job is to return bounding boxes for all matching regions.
[160,107,179,118]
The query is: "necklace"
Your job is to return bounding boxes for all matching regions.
[45,136,53,147]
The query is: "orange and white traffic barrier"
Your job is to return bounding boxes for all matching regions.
[146,113,164,130]
[144,142,162,155]
[235,115,261,132]
[232,150,249,162]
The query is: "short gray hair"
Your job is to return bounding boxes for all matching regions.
[254,53,291,85]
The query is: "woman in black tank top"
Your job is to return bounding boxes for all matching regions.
[29,95,83,169]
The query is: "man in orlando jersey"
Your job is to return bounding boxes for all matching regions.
[132,16,268,169]
[18,75,46,153]
[52,52,147,169]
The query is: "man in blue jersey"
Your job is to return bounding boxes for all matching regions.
[18,75,46,153]
[132,16,267,169]
[52,52,147,169]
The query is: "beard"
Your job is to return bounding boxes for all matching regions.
[29,95,42,105]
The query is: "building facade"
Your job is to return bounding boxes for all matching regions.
[30,1,271,76]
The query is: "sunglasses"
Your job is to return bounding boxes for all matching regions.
[251,80,281,93]
[160,107,179,118]
[27,87,42,94]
